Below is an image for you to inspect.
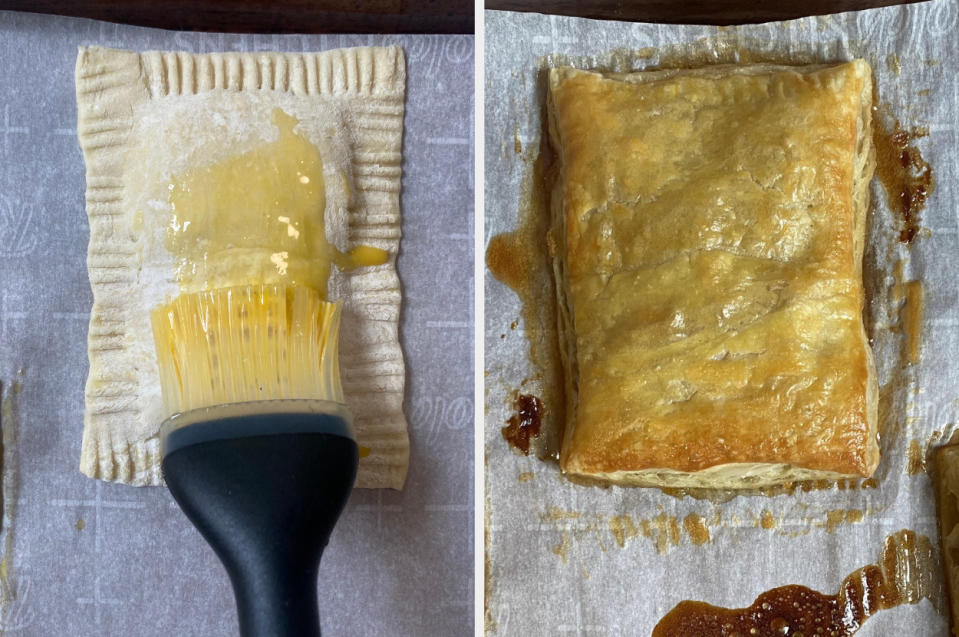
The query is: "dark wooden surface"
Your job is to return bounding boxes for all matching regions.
[0,0,474,33]
[485,0,925,25]
[0,1,926,33]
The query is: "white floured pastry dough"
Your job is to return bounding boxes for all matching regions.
[75,46,408,488]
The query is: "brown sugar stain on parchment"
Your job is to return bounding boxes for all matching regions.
[608,515,638,549]
[907,439,927,475]
[547,509,721,560]
[872,118,933,245]
[487,127,565,460]
[682,514,710,546]
[652,530,942,636]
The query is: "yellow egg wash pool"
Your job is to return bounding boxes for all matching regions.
[151,107,386,437]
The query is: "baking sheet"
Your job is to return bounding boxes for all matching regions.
[0,12,473,636]
[484,3,958,635]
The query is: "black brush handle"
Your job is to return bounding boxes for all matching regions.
[162,416,358,637]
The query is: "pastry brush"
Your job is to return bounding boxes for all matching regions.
[152,284,357,637]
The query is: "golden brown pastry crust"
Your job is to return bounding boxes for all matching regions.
[548,61,878,487]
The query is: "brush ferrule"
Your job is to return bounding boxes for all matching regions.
[160,399,353,457]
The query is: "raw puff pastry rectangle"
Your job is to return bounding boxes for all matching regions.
[548,61,879,488]
[76,46,408,488]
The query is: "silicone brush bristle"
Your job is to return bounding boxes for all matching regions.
[151,285,343,417]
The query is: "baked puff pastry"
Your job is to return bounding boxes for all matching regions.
[76,46,408,489]
[548,61,878,488]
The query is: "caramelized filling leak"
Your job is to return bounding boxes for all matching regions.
[487,135,565,458]
[501,393,544,455]
[873,119,933,245]
[653,530,941,637]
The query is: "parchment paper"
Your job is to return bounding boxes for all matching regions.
[0,12,473,636]
[485,3,958,635]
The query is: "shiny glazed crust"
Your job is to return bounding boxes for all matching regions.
[548,61,878,488]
